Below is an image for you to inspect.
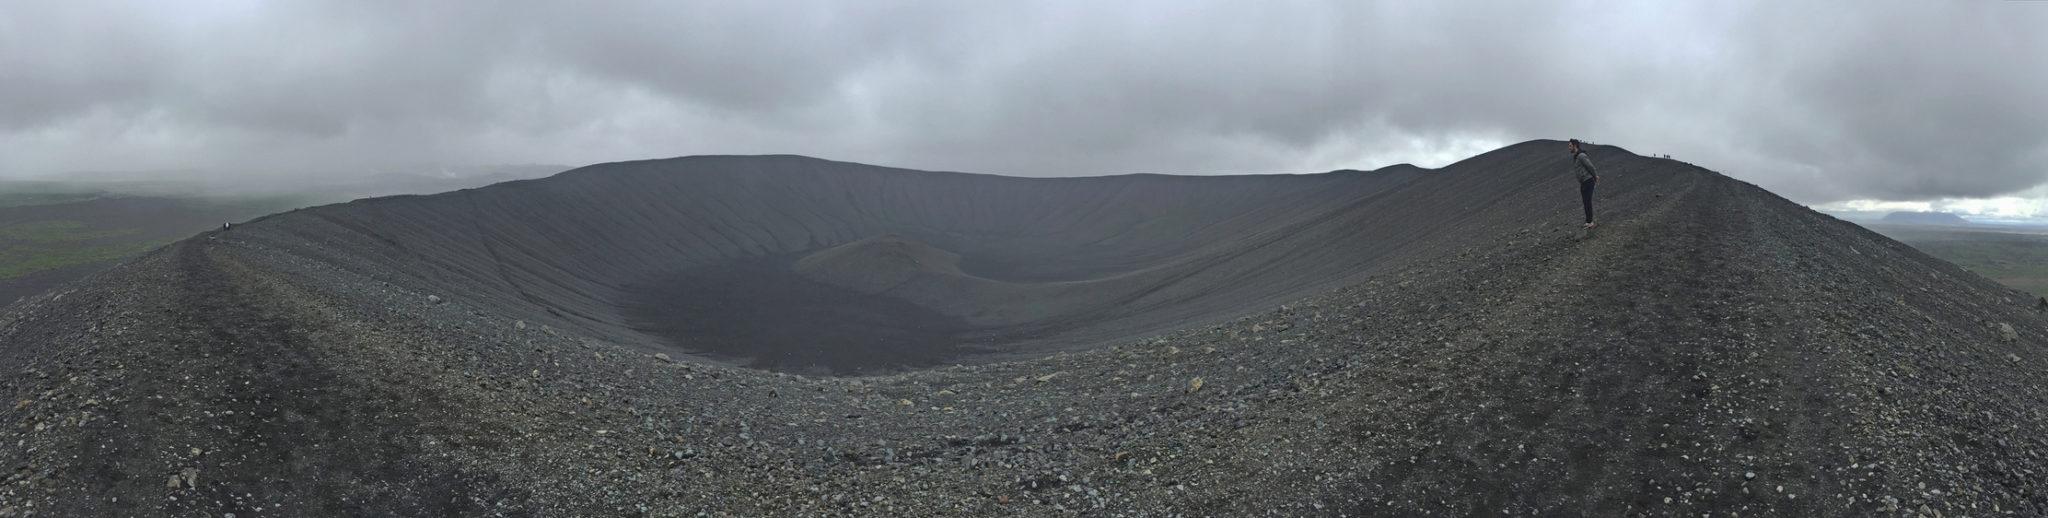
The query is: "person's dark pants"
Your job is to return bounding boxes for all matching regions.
[1579,177,1597,224]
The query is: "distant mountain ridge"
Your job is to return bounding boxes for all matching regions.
[1882,210,1972,226]
[13,164,568,200]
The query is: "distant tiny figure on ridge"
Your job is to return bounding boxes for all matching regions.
[1568,139,1599,229]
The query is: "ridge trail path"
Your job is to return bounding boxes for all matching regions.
[1302,167,2044,515]
[1338,168,1802,513]
[54,241,520,516]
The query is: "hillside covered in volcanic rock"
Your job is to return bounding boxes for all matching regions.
[1,140,2045,516]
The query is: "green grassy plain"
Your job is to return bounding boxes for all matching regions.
[0,220,163,279]
[1873,225,2048,298]
[0,185,311,286]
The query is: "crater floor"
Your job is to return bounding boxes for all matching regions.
[618,255,981,375]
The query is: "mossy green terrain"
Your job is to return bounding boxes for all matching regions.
[1870,225,2048,298]
[0,221,166,279]
[0,190,312,304]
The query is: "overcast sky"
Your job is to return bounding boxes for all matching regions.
[2,1,2044,210]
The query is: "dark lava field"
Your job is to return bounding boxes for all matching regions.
[2,140,2044,516]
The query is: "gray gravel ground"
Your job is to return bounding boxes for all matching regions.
[2,143,2045,516]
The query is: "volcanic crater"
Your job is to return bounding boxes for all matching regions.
[235,153,1463,375]
[3,141,2045,516]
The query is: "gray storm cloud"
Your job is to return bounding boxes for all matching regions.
[0,0,2043,203]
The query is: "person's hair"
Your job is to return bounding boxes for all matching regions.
[1568,138,1581,152]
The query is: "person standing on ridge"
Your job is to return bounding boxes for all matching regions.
[1569,139,1599,229]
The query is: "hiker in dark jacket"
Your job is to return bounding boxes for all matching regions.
[1569,138,1598,229]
